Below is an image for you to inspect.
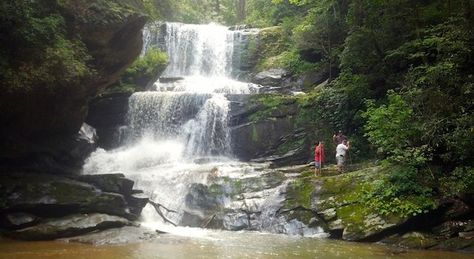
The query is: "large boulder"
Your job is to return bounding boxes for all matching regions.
[0,173,130,219]
[0,172,148,240]
[252,68,289,87]
[310,167,414,241]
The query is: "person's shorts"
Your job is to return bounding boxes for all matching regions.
[336,156,345,166]
[315,161,321,169]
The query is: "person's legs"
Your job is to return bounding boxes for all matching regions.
[315,161,321,175]
[336,156,344,172]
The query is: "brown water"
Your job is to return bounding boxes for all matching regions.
[0,230,471,259]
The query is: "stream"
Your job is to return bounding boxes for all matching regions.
[1,232,472,259]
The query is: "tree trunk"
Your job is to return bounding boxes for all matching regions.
[215,0,220,13]
[237,0,246,22]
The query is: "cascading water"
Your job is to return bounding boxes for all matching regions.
[83,22,324,237]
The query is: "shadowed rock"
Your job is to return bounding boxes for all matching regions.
[8,213,131,240]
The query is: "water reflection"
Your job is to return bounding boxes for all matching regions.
[1,230,471,259]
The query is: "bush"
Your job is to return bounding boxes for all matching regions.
[440,167,474,197]
[362,165,436,217]
[106,48,168,94]
[363,91,429,166]
[123,48,168,85]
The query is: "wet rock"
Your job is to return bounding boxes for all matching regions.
[127,193,149,216]
[86,92,131,149]
[432,221,467,238]
[185,184,222,212]
[0,173,131,219]
[76,173,134,196]
[459,231,474,239]
[228,94,311,165]
[62,226,157,245]
[381,232,439,249]
[180,183,223,227]
[300,67,329,90]
[159,77,185,83]
[231,118,296,161]
[0,213,39,230]
[8,213,131,240]
[223,212,250,231]
[0,123,98,175]
[431,237,474,251]
[319,208,337,221]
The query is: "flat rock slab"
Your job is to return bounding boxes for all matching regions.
[62,226,157,245]
[0,173,128,218]
[9,213,130,240]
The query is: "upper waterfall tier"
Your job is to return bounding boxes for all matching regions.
[163,23,234,77]
[143,22,260,84]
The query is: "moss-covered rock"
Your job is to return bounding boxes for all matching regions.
[254,26,288,72]
[310,166,413,241]
[0,172,148,240]
[381,232,440,249]
[0,173,130,219]
[105,47,168,94]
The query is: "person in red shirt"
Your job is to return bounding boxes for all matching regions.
[314,141,325,176]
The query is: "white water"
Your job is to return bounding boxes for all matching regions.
[83,22,322,237]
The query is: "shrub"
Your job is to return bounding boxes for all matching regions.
[362,165,436,217]
[363,91,429,166]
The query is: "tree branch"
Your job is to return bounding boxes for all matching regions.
[148,200,178,226]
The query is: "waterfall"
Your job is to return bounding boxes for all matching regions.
[126,92,231,157]
[162,23,234,77]
[83,22,323,237]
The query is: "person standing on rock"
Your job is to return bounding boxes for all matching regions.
[336,140,350,172]
[314,141,325,176]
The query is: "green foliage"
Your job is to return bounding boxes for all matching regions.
[123,48,168,83]
[363,91,429,166]
[440,167,474,197]
[249,94,296,122]
[361,165,437,217]
[0,0,93,92]
[107,48,168,94]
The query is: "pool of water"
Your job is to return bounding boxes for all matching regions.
[1,229,471,259]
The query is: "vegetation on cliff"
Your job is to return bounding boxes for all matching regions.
[0,1,93,92]
[105,47,168,94]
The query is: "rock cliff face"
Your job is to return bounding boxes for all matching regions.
[0,0,147,174]
[228,94,312,166]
